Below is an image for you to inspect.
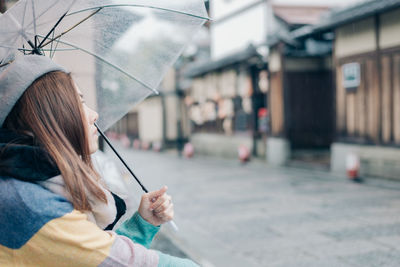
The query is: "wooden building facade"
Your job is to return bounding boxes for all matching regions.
[335,10,400,145]
[292,0,400,179]
[184,46,267,158]
[268,43,334,150]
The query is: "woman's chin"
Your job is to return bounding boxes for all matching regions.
[89,141,99,154]
[88,133,99,154]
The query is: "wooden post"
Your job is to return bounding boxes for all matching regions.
[375,14,382,144]
[280,43,289,139]
[394,55,400,143]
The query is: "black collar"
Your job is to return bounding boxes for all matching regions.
[0,128,60,181]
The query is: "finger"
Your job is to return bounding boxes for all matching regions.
[156,204,174,222]
[146,186,168,201]
[149,193,171,210]
[150,195,164,210]
[150,194,171,211]
[153,198,172,213]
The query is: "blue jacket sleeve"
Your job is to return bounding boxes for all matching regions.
[116,212,200,267]
[115,211,159,248]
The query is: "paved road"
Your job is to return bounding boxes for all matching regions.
[106,145,400,267]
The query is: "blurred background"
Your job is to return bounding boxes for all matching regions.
[105,0,399,180]
[3,0,400,266]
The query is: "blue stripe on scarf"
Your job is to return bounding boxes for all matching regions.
[0,178,73,249]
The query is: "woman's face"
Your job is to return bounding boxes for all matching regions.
[76,86,99,154]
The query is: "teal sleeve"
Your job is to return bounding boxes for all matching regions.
[116,212,198,266]
[115,211,160,248]
[157,251,200,267]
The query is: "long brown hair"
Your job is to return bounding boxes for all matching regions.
[3,71,106,211]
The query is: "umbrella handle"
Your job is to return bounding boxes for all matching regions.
[168,221,179,232]
[95,123,179,232]
[95,123,148,193]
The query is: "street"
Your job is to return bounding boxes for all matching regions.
[107,146,400,267]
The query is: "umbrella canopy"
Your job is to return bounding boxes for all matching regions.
[0,0,209,130]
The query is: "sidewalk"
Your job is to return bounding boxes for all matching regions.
[106,145,400,267]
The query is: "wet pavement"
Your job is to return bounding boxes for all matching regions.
[106,145,400,267]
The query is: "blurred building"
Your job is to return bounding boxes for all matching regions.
[266,5,333,166]
[111,68,189,150]
[109,1,211,153]
[273,0,400,180]
[183,0,329,159]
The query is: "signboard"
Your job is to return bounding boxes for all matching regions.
[342,63,360,92]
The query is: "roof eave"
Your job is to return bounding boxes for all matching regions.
[293,1,400,40]
[184,46,262,78]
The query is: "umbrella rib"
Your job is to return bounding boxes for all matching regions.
[7,1,67,53]
[50,37,67,58]
[8,13,37,51]
[0,36,33,55]
[18,47,78,52]
[10,0,74,45]
[31,0,37,46]
[49,28,55,57]
[21,0,28,30]
[67,4,210,21]
[38,12,68,48]
[0,61,12,68]
[40,8,103,49]
[8,13,30,43]
[26,0,73,30]
[37,35,159,95]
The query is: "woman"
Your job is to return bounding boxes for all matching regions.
[0,55,198,266]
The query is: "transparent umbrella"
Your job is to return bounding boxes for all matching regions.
[0,0,208,130]
[0,0,209,231]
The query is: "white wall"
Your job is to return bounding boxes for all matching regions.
[165,96,178,140]
[138,97,163,142]
[211,0,261,20]
[269,48,281,72]
[209,0,366,60]
[211,0,268,59]
[335,17,376,58]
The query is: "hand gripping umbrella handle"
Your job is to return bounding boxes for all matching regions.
[95,123,179,232]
